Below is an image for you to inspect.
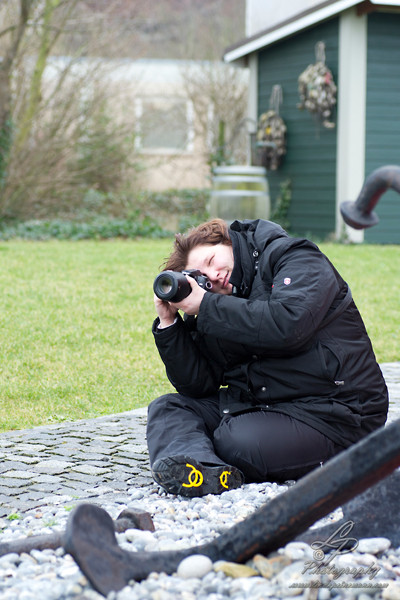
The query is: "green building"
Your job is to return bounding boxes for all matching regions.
[225,1,400,243]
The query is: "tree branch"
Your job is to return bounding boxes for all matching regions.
[1,0,34,72]
[0,25,19,40]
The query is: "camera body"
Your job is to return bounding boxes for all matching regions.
[153,269,212,303]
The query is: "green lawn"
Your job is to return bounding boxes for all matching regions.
[321,243,399,364]
[0,239,398,432]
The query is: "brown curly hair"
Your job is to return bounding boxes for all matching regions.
[163,219,232,271]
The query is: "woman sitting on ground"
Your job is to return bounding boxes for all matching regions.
[147,218,388,497]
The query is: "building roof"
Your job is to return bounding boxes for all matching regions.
[224,0,400,62]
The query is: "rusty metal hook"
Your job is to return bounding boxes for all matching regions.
[340,165,400,230]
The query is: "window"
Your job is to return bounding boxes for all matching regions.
[135,97,194,152]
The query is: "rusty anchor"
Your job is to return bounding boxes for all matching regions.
[62,419,400,597]
[0,507,154,558]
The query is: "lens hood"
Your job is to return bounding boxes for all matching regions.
[153,271,191,303]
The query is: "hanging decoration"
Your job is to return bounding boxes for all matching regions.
[297,41,337,129]
[256,84,287,170]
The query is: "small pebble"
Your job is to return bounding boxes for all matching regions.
[383,583,400,600]
[214,560,259,578]
[176,554,213,579]
[283,541,313,560]
[357,537,391,554]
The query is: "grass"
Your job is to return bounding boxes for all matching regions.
[320,243,399,364]
[0,239,398,432]
[0,239,176,432]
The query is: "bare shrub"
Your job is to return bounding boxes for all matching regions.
[0,1,142,220]
[183,61,249,169]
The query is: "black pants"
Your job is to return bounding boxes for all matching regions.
[147,393,343,483]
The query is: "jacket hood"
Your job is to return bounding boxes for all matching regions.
[228,219,289,297]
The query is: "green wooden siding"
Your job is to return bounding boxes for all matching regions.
[257,18,339,238]
[365,12,400,244]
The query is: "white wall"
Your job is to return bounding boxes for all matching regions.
[246,0,325,36]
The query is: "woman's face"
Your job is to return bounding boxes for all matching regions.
[185,243,234,295]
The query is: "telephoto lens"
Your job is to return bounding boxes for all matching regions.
[153,271,191,303]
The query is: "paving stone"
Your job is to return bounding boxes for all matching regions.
[58,478,97,491]
[63,452,111,462]
[59,435,92,443]
[33,460,73,474]
[57,443,85,452]
[99,480,130,491]
[0,480,27,492]
[119,444,149,454]
[54,487,89,498]
[70,464,111,476]
[41,494,80,505]
[95,435,129,443]
[4,455,39,465]
[85,485,116,495]
[31,474,63,485]
[16,491,49,503]
[0,493,14,505]
[126,476,153,486]
[117,467,143,478]
[15,444,48,454]
[84,442,119,452]
[29,483,61,494]
[0,462,36,473]
[75,460,112,470]
[1,470,37,480]
[44,448,82,458]
[113,451,148,462]
[0,441,14,448]
[108,461,136,471]
[62,471,103,485]
[104,470,132,482]
[23,434,59,443]
[0,464,14,475]
[62,431,95,439]
[112,456,146,468]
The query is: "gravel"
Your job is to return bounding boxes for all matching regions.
[0,478,399,600]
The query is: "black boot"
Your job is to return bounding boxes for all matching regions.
[151,455,244,497]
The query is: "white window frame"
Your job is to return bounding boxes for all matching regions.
[134,97,194,154]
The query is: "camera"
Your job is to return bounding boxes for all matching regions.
[153,269,212,303]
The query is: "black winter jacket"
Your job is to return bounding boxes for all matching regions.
[153,219,388,448]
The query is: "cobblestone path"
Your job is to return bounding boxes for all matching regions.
[0,363,399,518]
